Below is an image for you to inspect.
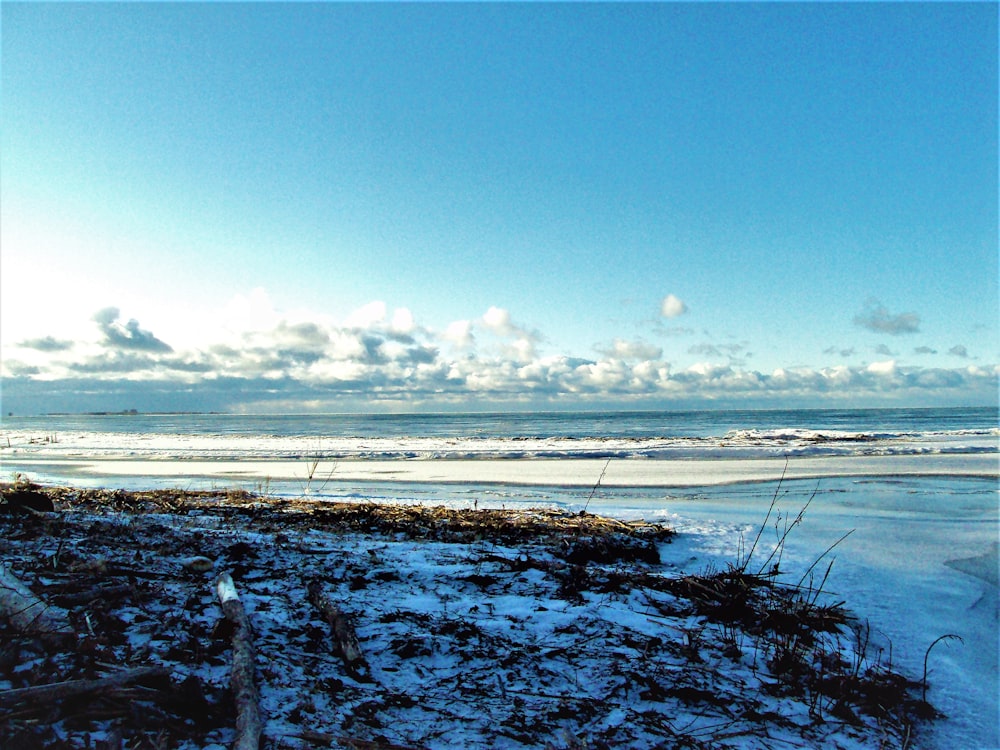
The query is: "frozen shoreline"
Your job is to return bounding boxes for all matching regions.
[4,452,997,489]
[2,486,956,750]
[2,444,997,749]
[2,475,997,749]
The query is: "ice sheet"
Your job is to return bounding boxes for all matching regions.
[4,453,997,491]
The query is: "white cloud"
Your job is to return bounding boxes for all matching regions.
[391,307,416,335]
[509,337,537,363]
[573,359,629,390]
[867,360,897,376]
[631,360,671,384]
[303,358,368,384]
[482,306,514,335]
[660,294,688,319]
[599,339,663,361]
[479,307,539,359]
[443,320,474,349]
[684,361,730,378]
[345,301,387,329]
[3,296,997,412]
[381,339,409,361]
[328,330,367,360]
[822,365,855,387]
[224,287,279,334]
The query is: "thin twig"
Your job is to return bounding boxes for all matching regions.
[755,480,820,576]
[922,634,963,703]
[742,459,788,572]
[581,458,612,514]
[795,529,855,589]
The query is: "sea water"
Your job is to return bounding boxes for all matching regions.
[2,406,996,459]
[3,404,996,437]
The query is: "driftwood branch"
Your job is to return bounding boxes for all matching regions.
[293,729,423,749]
[0,665,170,708]
[308,580,369,679]
[51,582,134,608]
[215,572,263,750]
[0,565,74,642]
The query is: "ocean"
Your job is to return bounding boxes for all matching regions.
[3,405,996,456]
[5,404,997,435]
[2,405,996,502]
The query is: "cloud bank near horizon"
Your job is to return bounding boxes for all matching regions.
[2,294,996,414]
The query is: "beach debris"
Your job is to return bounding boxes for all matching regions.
[0,487,54,514]
[0,665,171,709]
[290,729,425,749]
[181,555,215,572]
[0,483,937,750]
[0,564,74,642]
[560,532,661,566]
[215,572,264,750]
[308,579,370,680]
[48,581,134,607]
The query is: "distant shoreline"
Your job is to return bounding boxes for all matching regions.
[4,404,996,419]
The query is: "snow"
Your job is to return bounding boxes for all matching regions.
[1,428,997,749]
[2,477,996,749]
[5,454,998,492]
[637,478,999,750]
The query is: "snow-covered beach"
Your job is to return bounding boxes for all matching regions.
[3,479,994,750]
[1,410,997,748]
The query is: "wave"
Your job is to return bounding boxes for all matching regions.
[2,426,996,462]
[722,427,999,443]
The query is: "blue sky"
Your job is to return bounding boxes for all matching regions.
[1,2,997,414]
